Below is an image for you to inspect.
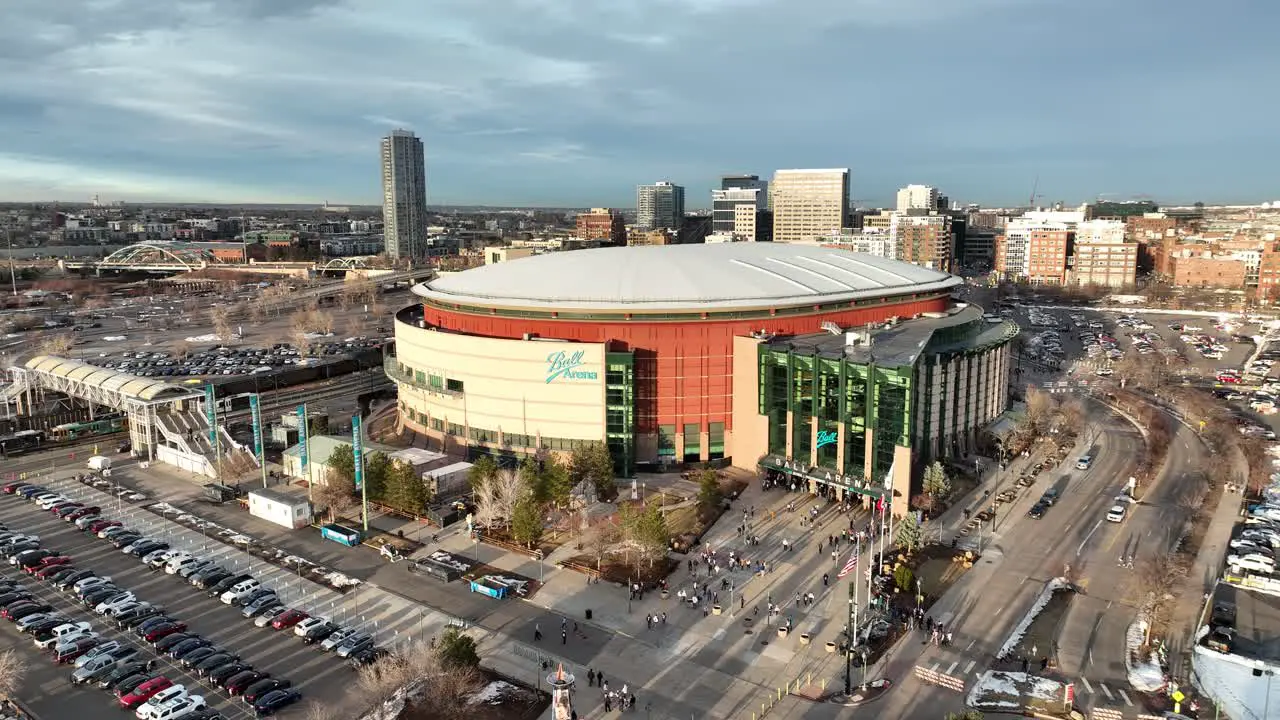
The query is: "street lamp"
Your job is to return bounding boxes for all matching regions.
[844,584,856,695]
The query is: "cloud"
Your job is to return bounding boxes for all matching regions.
[0,0,1274,206]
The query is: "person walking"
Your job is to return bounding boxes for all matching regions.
[561,629,567,645]
[587,669,595,687]
[534,623,542,642]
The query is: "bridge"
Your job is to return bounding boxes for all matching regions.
[56,243,420,280]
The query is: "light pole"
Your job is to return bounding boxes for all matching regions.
[844,583,856,695]
[860,649,868,691]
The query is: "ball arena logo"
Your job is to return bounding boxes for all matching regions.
[545,350,599,383]
[816,430,837,448]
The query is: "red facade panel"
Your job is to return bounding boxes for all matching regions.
[418,295,949,434]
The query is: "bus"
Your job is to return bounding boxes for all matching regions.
[0,430,44,457]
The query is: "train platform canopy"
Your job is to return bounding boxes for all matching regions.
[19,355,202,409]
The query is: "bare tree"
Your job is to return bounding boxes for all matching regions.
[0,648,28,700]
[37,333,74,356]
[1059,398,1086,437]
[298,701,339,720]
[1024,386,1058,434]
[209,305,233,341]
[472,468,527,530]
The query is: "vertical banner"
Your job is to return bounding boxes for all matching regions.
[351,414,364,490]
[250,394,266,487]
[297,404,310,479]
[204,384,217,446]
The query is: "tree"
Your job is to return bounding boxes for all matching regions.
[893,564,915,593]
[469,455,499,495]
[910,493,936,514]
[541,454,574,508]
[519,457,548,506]
[1024,387,1058,434]
[362,451,391,503]
[635,501,670,566]
[320,446,357,521]
[569,443,616,501]
[383,459,430,516]
[37,333,73,356]
[0,648,28,700]
[472,468,525,530]
[209,305,233,341]
[511,496,544,547]
[435,628,480,670]
[696,469,722,519]
[922,461,951,499]
[895,511,923,553]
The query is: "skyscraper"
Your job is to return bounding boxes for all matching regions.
[896,184,941,212]
[636,181,685,231]
[770,169,850,244]
[380,129,428,260]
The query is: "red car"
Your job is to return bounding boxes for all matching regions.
[34,564,70,580]
[65,506,100,521]
[270,609,309,630]
[119,676,172,709]
[87,519,120,534]
[1,482,26,494]
[144,621,187,643]
[24,555,69,574]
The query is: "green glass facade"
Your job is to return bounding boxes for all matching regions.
[605,351,635,477]
[758,347,914,484]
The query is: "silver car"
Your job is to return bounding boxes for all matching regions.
[70,653,120,684]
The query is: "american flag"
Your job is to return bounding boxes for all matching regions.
[836,547,858,579]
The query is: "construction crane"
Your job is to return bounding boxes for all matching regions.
[1028,176,1041,208]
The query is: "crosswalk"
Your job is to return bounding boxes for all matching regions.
[919,649,1138,714]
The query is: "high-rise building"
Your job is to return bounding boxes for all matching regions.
[896,185,941,212]
[636,181,685,231]
[380,129,428,260]
[1071,220,1137,288]
[889,214,953,271]
[996,219,1073,285]
[770,169,850,244]
[575,208,626,246]
[711,188,767,241]
[721,174,768,193]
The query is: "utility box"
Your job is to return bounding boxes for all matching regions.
[247,488,312,530]
[423,461,473,501]
[87,456,112,471]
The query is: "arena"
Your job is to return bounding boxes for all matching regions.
[388,242,1015,505]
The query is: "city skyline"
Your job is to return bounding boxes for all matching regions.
[0,0,1276,207]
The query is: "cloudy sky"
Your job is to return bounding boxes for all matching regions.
[1,0,1274,207]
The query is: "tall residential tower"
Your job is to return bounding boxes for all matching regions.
[380,129,428,260]
[636,181,685,231]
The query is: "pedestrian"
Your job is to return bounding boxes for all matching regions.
[604,695,612,712]
[574,621,579,632]
[588,669,596,686]
[602,679,609,693]
[946,631,953,646]
[534,624,542,642]
[741,595,745,609]
[661,612,666,625]
[562,629,567,645]
[561,617,567,630]
[823,573,829,587]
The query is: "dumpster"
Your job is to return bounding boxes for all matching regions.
[320,523,363,547]
[468,578,509,599]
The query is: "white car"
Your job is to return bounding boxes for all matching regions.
[36,495,70,510]
[162,551,193,571]
[167,557,202,576]
[1105,505,1126,523]
[1228,554,1275,575]
[137,694,205,720]
[45,630,98,652]
[35,621,92,649]
[95,592,137,615]
[294,616,328,637]
[73,577,112,596]
[137,685,189,717]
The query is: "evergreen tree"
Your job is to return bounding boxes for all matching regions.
[362,451,390,503]
[696,469,722,519]
[519,457,548,506]
[324,446,355,486]
[384,459,429,515]
[895,511,923,553]
[636,501,670,566]
[510,497,544,547]
[541,454,574,508]
[435,628,480,670]
[570,443,617,501]
[922,461,951,499]
[468,455,498,495]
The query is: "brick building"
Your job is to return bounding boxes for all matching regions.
[575,208,626,246]
[1169,255,1247,288]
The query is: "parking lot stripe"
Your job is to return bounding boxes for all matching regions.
[946,661,958,674]
[1099,683,1114,701]
[929,662,940,673]
[1080,676,1093,693]
[1118,688,1132,706]
[963,660,976,674]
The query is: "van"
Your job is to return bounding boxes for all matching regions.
[1076,456,1093,471]
[220,579,261,606]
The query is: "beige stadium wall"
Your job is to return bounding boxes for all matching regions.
[394,324,607,445]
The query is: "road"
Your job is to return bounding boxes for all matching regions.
[853,399,1144,719]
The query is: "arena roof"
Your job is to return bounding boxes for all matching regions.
[415,243,961,312]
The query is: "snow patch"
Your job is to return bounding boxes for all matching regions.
[470,680,518,705]
[967,670,1070,714]
[1125,619,1167,692]
[184,334,220,342]
[996,577,1071,659]
[323,571,362,589]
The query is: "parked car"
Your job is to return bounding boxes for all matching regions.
[119,676,174,710]
[252,688,301,716]
[270,608,308,631]
[242,678,291,704]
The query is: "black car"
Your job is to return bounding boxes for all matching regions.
[47,567,81,585]
[127,540,168,557]
[242,678,291,704]
[253,689,301,716]
[154,632,193,653]
[21,617,67,636]
[0,592,32,608]
[109,533,142,549]
[117,605,163,629]
[300,622,338,645]
[347,646,388,668]
[185,710,229,720]
[195,654,240,678]
[210,662,253,685]
[98,660,157,690]
[192,567,230,588]
[81,587,119,608]
[208,574,252,598]
[7,603,52,622]
[53,569,94,591]
[169,637,212,660]
[113,672,161,698]
[180,646,219,669]
[135,615,175,637]
[1027,502,1047,519]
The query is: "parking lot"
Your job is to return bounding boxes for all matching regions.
[0,474,439,719]
[80,338,385,380]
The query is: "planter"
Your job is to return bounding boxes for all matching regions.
[777,627,789,639]
[799,633,811,645]
[712,605,722,616]
[825,641,836,653]
[660,591,669,600]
